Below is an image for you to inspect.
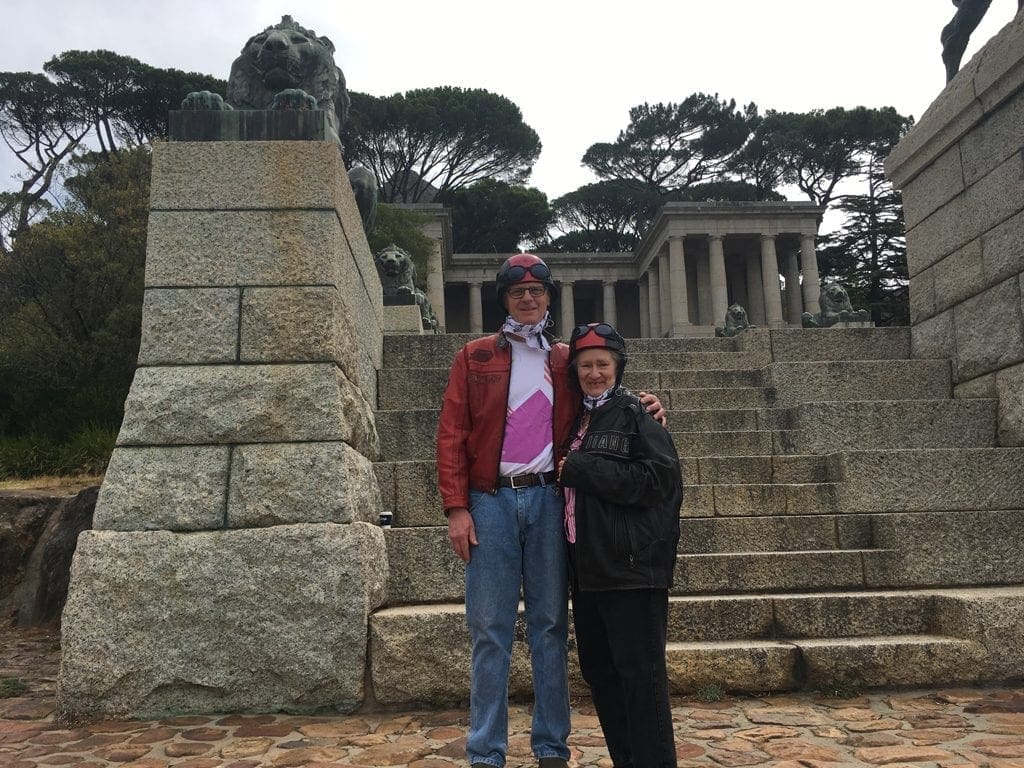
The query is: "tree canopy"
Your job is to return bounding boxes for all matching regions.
[343,87,542,203]
[439,179,552,253]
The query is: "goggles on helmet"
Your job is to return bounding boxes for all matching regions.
[502,262,551,282]
[571,323,616,342]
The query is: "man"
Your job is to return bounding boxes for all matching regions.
[436,253,663,768]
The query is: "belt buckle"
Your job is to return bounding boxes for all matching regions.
[509,473,529,489]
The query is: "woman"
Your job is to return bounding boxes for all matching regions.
[557,322,683,768]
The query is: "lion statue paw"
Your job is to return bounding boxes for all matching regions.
[181,90,233,111]
[270,88,318,111]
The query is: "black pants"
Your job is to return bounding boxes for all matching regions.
[571,587,676,768]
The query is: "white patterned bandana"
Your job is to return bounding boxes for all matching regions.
[502,312,552,351]
[583,386,616,411]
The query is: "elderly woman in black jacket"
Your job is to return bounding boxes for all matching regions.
[557,323,683,768]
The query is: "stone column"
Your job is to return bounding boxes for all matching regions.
[602,280,617,327]
[800,232,822,316]
[468,280,483,334]
[658,251,671,338]
[647,267,661,337]
[667,236,689,336]
[760,234,785,328]
[560,281,575,337]
[638,279,651,338]
[708,235,729,328]
[784,247,802,325]
[745,254,766,326]
[696,252,712,326]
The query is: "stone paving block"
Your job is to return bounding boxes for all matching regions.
[670,387,771,410]
[138,288,239,365]
[374,461,396,512]
[961,84,1024,188]
[899,142,965,232]
[772,455,832,484]
[93,446,230,532]
[910,265,937,323]
[931,586,1024,680]
[981,207,1024,287]
[933,239,985,313]
[996,361,1024,445]
[671,430,774,458]
[376,409,439,462]
[59,523,387,721]
[697,455,773,484]
[671,409,759,432]
[393,461,444,526]
[118,364,378,460]
[227,442,381,527]
[711,484,788,516]
[630,351,767,371]
[911,309,956,363]
[681,484,715,518]
[378,368,449,410]
[660,369,765,389]
[972,11,1024,113]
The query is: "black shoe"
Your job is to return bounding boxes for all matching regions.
[538,758,568,768]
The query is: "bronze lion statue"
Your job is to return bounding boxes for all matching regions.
[802,284,871,328]
[181,16,376,232]
[715,304,756,337]
[375,245,438,333]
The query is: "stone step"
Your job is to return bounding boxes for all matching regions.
[769,360,952,405]
[377,411,787,461]
[376,368,751,411]
[382,527,888,605]
[679,514,870,553]
[664,635,983,692]
[667,387,772,410]
[672,549,886,595]
[368,586,989,705]
[381,333,745,369]
[776,399,998,452]
[626,350,770,370]
[683,483,841,517]
[374,457,837,527]
[766,327,911,361]
[836,447,1024,512]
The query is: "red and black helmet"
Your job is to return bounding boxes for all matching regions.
[495,253,558,304]
[569,322,628,363]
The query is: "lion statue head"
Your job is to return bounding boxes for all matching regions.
[820,284,855,315]
[715,303,755,337]
[226,15,349,134]
[375,245,417,299]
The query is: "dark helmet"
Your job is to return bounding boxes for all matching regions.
[569,323,628,384]
[495,253,558,305]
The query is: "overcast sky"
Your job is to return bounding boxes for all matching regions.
[4,0,1019,201]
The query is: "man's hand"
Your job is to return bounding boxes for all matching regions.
[638,391,667,426]
[447,507,478,563]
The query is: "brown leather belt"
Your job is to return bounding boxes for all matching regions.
[497,471,557,489]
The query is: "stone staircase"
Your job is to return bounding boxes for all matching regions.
[369,328,1024,707]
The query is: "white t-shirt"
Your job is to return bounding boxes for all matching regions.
[499,339,555,476]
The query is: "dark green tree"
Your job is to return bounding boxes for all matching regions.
[582,94,756,192]
[0,146,150,436]
[545,180,658,252]
[818,141,909,325]
[343,87,542,203]
[438,179,551,253]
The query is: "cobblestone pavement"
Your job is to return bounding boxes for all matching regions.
[3,627,1024,767]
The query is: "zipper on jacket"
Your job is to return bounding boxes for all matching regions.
[492,334,512,493]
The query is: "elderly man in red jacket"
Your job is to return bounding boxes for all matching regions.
[436,253,663,768]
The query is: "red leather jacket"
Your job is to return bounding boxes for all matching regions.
[436,333,579,512]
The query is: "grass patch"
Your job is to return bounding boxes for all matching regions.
[695,683,725,702]
[0,678,28,698]
[0,425,115,480]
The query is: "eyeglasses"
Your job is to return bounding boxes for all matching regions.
[503,262,551,281]
[571,323,616,341]
[507,285,548,299]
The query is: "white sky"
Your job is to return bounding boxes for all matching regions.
[4,0,1018,202]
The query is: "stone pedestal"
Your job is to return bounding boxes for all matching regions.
[384,304,426,334]
[886,12,1024,446]
[58,113,388,720]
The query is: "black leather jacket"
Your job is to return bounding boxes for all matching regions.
[560,388,683,592]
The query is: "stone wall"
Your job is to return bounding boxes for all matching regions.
[886,12,1024,445]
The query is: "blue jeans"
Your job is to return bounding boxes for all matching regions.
[465,485,570,767]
